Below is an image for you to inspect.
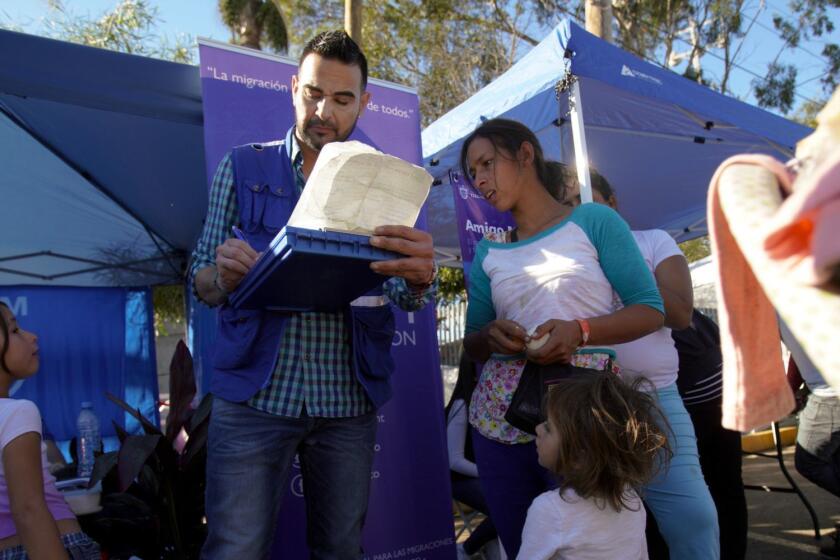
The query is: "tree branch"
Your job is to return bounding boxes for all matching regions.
[489,0,540,46]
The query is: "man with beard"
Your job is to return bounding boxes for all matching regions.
[190,31,436,560]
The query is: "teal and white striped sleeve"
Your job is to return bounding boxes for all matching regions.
[573,204,665,313]
[465,241,497,334]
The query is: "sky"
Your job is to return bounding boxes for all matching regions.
[0,0,837,116]
[0,0,231,42]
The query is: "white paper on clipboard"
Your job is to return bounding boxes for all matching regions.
[287,141,433,234]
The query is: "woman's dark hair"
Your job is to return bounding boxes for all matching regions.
[590,169,615,202]
[0,301,9,373]
[544,162,615,206]
[300,30,368,89]
[544,161,577,202]
[543,373,672,512]
[459,118,553,190]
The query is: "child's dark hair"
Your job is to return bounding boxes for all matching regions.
[300,30,368,89]
[544,372,672,512]
[544,161,614,205]
[459,118,553,190]
[0,301,9,372]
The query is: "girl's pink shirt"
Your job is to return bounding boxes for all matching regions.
[0,398,75,539]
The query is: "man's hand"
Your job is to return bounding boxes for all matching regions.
[215,238,259,293]
[525,319,583,365]
[368,225,435,287]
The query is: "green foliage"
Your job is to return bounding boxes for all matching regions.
[276,0,540,125]
[753,62,797,114]
[436,266,466,303]
[153,285,185,336]
[759,0,840,113]
[679,236,712,263]
[44,0,194,63]
[822,43,840,93]
[257,0,837,122]
[218,0,288,52]
[537,1,837,114]
[793,97,829,127]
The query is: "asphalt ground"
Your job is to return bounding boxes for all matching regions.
[743,445,839,559]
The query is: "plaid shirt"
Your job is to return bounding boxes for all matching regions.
[189,133,435,417]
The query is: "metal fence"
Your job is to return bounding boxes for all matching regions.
[435,301,719,367]
[436,299,467,366]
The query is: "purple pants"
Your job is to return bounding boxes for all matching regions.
[471,429,556,558]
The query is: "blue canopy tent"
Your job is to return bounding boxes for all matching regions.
[422,19,812,265]
[0,29,209,442]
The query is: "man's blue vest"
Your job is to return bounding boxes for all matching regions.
[210,128,397,409]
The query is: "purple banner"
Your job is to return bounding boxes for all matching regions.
[197,40,454,560]
[449,170,515,285]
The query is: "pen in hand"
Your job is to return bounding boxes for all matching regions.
[231,226,263,260]
[232,226,247,242]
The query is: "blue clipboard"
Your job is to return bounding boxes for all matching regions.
[228,226,401,312]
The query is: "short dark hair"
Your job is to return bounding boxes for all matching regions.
[459,118,553,191]
[300,30,368,89]
[544,373,672,512]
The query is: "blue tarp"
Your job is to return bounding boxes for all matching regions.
[0,30,193,439]
[422,19,812,260]
[0,28,206,286]
[3,287,158,444]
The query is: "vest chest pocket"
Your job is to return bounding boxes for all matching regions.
[262,184,294,233]
[240,181,293,234]
[240,180,267,234]
[214,307,263,370]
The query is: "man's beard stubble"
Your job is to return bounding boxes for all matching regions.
[298,116,360,152]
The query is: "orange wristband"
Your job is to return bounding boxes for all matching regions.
[575,318,590,347]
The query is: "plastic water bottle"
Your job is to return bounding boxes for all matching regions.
[76,402,100,478]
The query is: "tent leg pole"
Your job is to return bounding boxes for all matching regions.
[569,79,593,204]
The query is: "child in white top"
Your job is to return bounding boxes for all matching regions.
[0,302,100,559]
[517,373,670,560]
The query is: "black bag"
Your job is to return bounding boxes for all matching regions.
[505,361,602,435]
[672,309,723,405]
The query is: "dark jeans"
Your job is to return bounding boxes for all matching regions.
[202,398,377,560]
[451,477,498,555]
[795,393,840,498]
[646,397,747,560]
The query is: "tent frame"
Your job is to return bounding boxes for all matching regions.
[0,251,180,282]
[564,75,594,204]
